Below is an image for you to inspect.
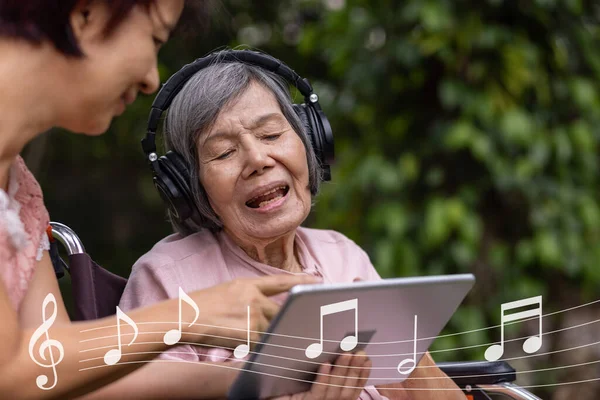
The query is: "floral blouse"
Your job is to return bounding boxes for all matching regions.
[0,156,50,310]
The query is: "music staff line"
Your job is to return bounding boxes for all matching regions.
[77,303,598,347]
[77,313,600,359]
[78,343,600,381]
[78,331,600,370]
[76,357,600,391]
[77,296,600,341]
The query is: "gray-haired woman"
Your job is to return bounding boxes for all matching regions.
[120,54,464,400]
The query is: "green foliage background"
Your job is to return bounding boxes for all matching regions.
[27,0,600,397]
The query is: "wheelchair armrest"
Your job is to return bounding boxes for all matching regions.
[437,361,516,386]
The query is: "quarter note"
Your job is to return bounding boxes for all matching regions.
[233,306,250,359]
[164,287,200,345]
[485,295,543,362]
[28,293,64,390]
[104,307,139,366]
[305,298,358,359]
[397,315,417,375]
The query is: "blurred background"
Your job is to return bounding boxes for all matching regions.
[25,0,600,398]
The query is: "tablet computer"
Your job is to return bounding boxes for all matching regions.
[228,273,475,400]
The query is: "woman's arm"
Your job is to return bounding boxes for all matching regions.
[23,254,240,400]
[2,252,316,400]
[76,361,241,399]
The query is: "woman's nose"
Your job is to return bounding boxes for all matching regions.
[242,142,276,179]
[140,63,160,95]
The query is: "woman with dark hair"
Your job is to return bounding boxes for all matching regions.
[0,1,318,399]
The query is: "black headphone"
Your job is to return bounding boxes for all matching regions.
[141,49,334,229]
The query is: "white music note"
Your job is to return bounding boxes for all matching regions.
[104,307,139,365]
[28,293,65,390]
[305,299,358,359]
[397,315,417,375]
[164,287,200,345]
[485,295,543,362]
[233,306,250,359]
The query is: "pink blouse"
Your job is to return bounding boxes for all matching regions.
[0,156,50,310]
[120,227,388,400]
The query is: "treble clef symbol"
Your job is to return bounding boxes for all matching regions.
[28,293,64,390]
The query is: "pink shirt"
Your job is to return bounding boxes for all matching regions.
[0,156,50,310]
[120,227,388,400]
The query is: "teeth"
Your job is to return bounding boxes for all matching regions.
[258,194,284,208]
[248,186,286,203]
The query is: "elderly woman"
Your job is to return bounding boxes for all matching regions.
[119,54,465,400]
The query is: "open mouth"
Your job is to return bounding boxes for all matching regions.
[245,185,289,209]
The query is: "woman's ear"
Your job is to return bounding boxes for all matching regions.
[69,2,91,40]
[70,1,106,43]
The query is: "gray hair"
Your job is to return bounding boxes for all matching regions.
[163,56,323,236]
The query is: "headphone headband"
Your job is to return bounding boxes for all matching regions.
[142,50,317,155]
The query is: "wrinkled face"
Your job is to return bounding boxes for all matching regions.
[198,82,312,242]
[59,0,184,134]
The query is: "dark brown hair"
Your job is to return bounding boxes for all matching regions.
[0,0,154,57]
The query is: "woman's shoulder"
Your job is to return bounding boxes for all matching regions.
[11,155,49,224]
[123,229,229,307]
[134,229,221,268]
[0,156,50,309]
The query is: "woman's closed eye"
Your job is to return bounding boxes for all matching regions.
[262,132,283,141]
[214,149,235,160]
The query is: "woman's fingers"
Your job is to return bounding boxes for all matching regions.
[258,297,281,321]
[248,298,279,347]
[338,351,369,399]
[323,352,352,400]
[338,351,371,399]
[358,355,373,394]
[253,274,314,297]
[252,274,320,297]
[309,362,333,398]
[308,352,371,400]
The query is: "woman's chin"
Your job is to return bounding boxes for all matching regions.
[64,120,110,136]
[237,217,304,240]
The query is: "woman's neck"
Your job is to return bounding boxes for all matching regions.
[0,39,58,190]
[224,228,303,273]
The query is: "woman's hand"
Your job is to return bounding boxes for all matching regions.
[273,351,372,400]
[188,274,319,350]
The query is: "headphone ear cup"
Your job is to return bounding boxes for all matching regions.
[153,151,200,225]
[293,103,334,181]
[293,103,318,155]
[165,151,192,186]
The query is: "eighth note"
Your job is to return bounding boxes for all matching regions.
[164,287,200,345]
[397,315,418,375]
[484,295,543,362]
[305,298,358,359]
[233,306,250,359]
[104,307,139,366]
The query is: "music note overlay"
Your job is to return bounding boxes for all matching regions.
[28,293,65,390]
[305,299,358,359]
[164,287,200,345]
[397,315,418,375]
[485,295,543,362]
[233,306,250,359]
[104,307,139,365]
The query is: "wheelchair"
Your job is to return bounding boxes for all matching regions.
[49,221,542,400]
